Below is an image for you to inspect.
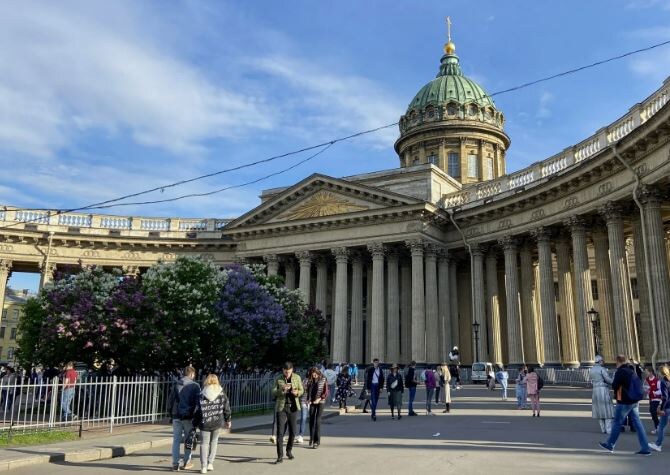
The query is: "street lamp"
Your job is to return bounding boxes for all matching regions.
[472,321,481,363]
[587,307,601,357]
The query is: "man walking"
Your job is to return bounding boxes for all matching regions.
[405,361,419,416]
[598,355,651,456]
[170,366,200,471]
[272,362,303,464]
[364,358,385,421]
[61,362,78,421]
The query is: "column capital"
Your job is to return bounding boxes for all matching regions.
[599,201,624,222]
[331,247,349,263]
[295,250,313,265]
[437,247,450,263]
[349,250,364,265]
[40,261,57,279]
[470,242,486,257]
[315,254,329,266]
[386,248,400,261]
[122,265,140,277]
[367,242,386,258]
[531,226,552,243]
[405,239,425,255]
[280,256,296,267]
[263,254,279,265]
[497,236,518,251]
[0,259,12,274]
[424,242,440,258]
[636,184,665,206]
[564,215,588,233]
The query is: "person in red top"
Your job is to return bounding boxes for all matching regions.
[61,362,78,421]
[646,367,663,434]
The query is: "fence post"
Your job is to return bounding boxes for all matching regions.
[150,378,159,424]
[109,376,118,434]
[48,379,59,428]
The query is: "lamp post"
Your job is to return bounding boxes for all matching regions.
[472,321,481,363]
[587,307,600,357]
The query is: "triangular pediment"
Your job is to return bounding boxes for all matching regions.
[226,174,422,229]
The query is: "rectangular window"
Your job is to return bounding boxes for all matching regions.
[10,328,16,340]
[0,327,5,338]
[427,154,438,165]
[467,153,478,178]
[447,152,460,177]
[13,309,19,319]
[484,157,494,180]
[591,279,599,301]
[554,282,560,302]
[631,278,639,299]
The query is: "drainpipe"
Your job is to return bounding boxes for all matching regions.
[40,231,55,289]
[611,144,658,370]
[447,209,476,362]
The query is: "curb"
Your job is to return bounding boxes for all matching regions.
[0,411,339,472]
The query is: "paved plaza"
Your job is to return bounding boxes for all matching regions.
[6,386,668,474]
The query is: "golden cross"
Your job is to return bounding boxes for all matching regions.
[446,16,452,42]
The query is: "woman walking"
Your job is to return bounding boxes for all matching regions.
[516,366,528,409]
[438,361,452,413]
[305,367,328,448]
[496,365,509,401]
[335,366,353,412]
[386,364,404,420]
[193,374,232,474]
[296,373,309,444]
[525,367,541,417]
[425,366,437,415]
[589,355,614,434]
[648,365,670,452]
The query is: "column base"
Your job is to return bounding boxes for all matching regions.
[541,362,563,369]
[562,362,580,369]
[579,361,595,368]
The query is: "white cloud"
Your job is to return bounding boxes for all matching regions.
[625,27,670,83]
[0,0,273,159]
[536,91,554,119]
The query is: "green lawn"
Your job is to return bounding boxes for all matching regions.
[0,430,79,446]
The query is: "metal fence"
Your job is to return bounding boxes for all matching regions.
[0,373,278,435]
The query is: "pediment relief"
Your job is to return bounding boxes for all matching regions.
[273,190,370,222]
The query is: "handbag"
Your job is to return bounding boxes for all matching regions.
[184,427,198,451]
[358,388,371,400]
[391,380,398,389]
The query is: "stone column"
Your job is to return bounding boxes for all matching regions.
[639,187,670,362]
[400,259,412,362]
[499,237,523,366]
[264,254,279,276]
[485,249,503,365]
[315,256,329,314]
[532,227,561,366]
[532,260,545,363]
[449,258,459,350]
[368,243,386,361]
[0,260,11,323]
[296,251,313,304]
[39,261,56,289]
[406,239,426,362]
[565,216,595,366]
[592,227,617,363]
[386,250,400,363]
[437,250,451,361]
[631,216,652,361]
[471,244,486,362]
[349,252,364,364]
[519,243,540,365]
[555,235,580,368]
[600,202,636,359]
[425,244,440,363]
[331,247,349,363]
[283,257,296,290]
[122,265,140,277]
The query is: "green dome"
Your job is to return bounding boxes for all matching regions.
[407,54,496,112]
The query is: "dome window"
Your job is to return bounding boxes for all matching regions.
[447,103,458,115]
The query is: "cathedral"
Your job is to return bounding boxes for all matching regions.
[2,33,670,368]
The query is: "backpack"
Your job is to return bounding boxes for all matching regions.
[626,372,645,402]
[537,376,544,391]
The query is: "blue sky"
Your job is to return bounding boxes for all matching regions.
[3,0,670,290]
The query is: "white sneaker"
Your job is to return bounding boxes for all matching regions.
[648,443,662,452]
[296,435,303,444]
[270,435,276,443]
[200,469,207,474]
[456,386,462,390]
[651,429,657,435]
[207,463,214,471]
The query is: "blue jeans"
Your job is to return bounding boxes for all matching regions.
[328,384,336,402]
[605,403,649,451]
[61,387,75,419]
[655,408,669,447]
[370,383,380,416]
[172,419,193,466]
[426,388,434,412]
[298,404,308,436]
[500,380,508,399]
[408,386,417,413]
[516,385,527,408]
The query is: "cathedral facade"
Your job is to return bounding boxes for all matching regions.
[2,38,670,367]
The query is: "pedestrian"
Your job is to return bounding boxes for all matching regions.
[60,362,78,421]
[170,366,201,472]
[1,367,17,417]
[448,347,462,389]
[193,374,231,474]
[437,361,452,413]
[645,367,662,435]
[324,365,337,404]
[487,366,496,391]
[405,361,419,416]
[386,363,404,420]
[434,367,441,404]
[296,372,309,444]
[598,354,651,455]
[590,355,614,434]
[335,366,353,413]
[648,365,670,452]
[516,366,528,409]
[351,363,359,385]
[496,365,509,401]
[436,362,447,407]
[305,367,328,449]
[364,358,385,421]
[425,366,437,415]
[525,367,542,417]
[272,362,303,464]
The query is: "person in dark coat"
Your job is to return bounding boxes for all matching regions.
[170,366,200,471]
[364,358,385,422]
[193,374,231,474]
[386,363,404,420]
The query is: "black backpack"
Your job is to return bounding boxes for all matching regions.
[626,372,645,402]
[537,375,544,391]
